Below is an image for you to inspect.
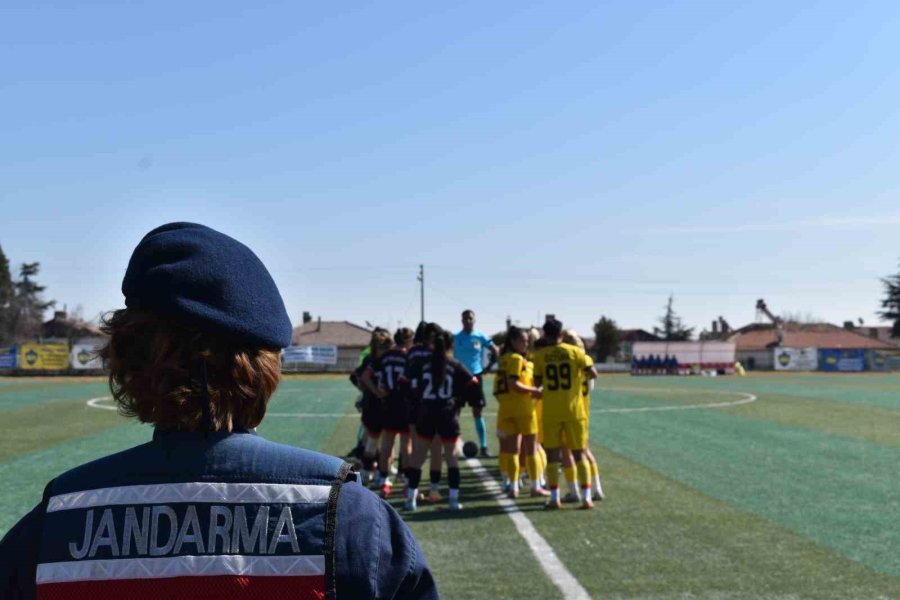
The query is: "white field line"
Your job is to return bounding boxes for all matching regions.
[87,390,758,417]
[466,457,591,600]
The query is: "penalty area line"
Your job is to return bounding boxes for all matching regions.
[466,457,591,600]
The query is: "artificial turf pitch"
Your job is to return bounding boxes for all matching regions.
[1,373,899,599]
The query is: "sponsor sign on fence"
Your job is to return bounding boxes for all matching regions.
[773,347,818,371]
[70,342,103,370]
[819,348,865,372]
[868,350,900,372]
[18,343,70,370]
[282,345,338,365]
[0,345,16,369]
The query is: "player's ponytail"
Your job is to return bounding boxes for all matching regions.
[431,324,448,382]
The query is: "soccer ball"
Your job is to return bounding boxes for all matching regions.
[462,441,479,458]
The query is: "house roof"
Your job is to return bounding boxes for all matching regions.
[619,329,662,342]
[729,322,898,351]
[291,320,372,347]
[41,312,104,340]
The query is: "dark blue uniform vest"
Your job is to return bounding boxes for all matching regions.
[0,430,438,600]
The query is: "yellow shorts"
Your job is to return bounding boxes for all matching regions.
[497,412,538,436]
[542,417,588,450]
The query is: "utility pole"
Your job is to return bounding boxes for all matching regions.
[417,264,425,324]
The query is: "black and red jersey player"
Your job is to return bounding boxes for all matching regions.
[405,327,479,512]
[369,327,415,498]
[354,329,392,484]
[402,322,447,502]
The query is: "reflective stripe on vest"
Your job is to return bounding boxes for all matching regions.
[36,466,352,600]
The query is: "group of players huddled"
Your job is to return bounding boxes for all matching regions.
[349,310,604,511]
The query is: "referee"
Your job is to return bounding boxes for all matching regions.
[453,309,498,457]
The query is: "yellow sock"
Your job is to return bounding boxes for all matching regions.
[546,461,560,489]
[499,452,511,479]
[577,460,591,493]
[589,459,599,479]
[526,454,539,483]
[509,452,520,484]
[537,446,546,474]
[563,465,577,487]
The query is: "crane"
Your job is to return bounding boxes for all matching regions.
[755,299,784,345]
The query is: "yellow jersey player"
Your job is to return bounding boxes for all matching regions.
[494,326,548,498]
[532,318,594,509]
[563,329,603,502]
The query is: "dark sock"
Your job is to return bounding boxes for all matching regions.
[430,470,441,485]
[448,467,461,490]
[407,468,422,490]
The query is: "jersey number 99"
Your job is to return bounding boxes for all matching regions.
[545,363,571,391]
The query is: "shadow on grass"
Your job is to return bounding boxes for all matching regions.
[367,459,552,522]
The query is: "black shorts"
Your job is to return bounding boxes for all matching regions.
[381,392,411,434]
[361,395,382,436]
[416,402,460,443]
[458,373,486,409]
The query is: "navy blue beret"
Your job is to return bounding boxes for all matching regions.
[122,222,292,349]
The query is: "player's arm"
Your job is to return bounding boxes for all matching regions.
[359,365,387,399]
[531,353,544,396]
[484,335,499,372]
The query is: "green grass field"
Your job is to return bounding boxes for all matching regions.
[1,373,899,599]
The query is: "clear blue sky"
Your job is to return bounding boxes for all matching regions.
[3,0,900,337]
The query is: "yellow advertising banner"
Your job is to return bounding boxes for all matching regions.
[18,343,70,370]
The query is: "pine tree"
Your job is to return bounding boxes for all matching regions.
[879,264,900,337]
[9,262,55,342]
[0,244,13,345]
[657,295,694,341]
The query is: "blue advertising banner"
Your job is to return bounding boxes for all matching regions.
[0,345,16,369]
[820,348,865,372]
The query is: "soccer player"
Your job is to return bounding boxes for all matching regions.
[403,322,445,502]
[532,317,595,509]
[406,327,478,512]
[454,309,499,457]
[563,329,603,502]
[366,327,415,498]
[354,329,393,484]
[494,326,548,498]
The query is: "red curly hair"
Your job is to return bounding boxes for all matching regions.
[99,309,281,432]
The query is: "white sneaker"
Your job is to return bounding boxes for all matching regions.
[448,499,463,511]
[403,498,417,512]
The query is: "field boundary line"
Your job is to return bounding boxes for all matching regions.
[87,390,757,417]
[466,457,591,600]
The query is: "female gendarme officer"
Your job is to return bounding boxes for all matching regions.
[0,222,438,600]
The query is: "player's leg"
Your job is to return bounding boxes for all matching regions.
[542,419,564,509]
[584,446,604,501]
[377,431,398,498]
[441,406,464,510]
[497,416,516,492]
[505,432,523,498]
[522,434,549,497]
[428,435,443,502]
[561,444,580,503]
[472,374,489,456]
[568,419,593,509]
[405,408,434,511]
